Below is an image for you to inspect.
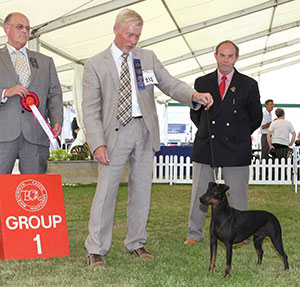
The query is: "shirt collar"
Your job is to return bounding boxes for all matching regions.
[217,68,235,82]
[111,42,132,61]
[6,43,27,56]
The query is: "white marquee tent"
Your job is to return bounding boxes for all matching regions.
[1,0,300,143]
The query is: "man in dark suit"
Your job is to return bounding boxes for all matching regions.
[82,8,213,267]
[0,12,63,174]
[184,40,262,246]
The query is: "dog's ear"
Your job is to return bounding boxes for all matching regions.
[208,182,216,189]
[219,184,230,193]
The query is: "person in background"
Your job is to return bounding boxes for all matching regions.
[184,40,262,247]
[260,99,274,161]
[82,8,213,267]
[0,12,63,174]
[267,108,296,160]
[295,132,300,146]
[71,117,79,140]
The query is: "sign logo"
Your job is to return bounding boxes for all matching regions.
[15,180,48,212]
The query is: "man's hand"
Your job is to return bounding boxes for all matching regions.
[52,123,62,137]
[94,145,110,165]
[4,85,28,98]
[192,92,214,110]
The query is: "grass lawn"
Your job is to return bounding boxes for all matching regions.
[0,183,299,286]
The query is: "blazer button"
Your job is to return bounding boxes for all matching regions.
[233,110,237,114]
[212,121,215,124]
[211,135,215,139]
[226,122,230,126]
[22,110,25,113]
[115,128,119,131]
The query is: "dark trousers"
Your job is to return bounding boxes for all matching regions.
[261,134,269,160]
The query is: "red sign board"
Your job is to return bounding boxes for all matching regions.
[0,174,70,260]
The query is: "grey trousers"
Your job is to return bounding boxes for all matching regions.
[187,162,249,242]
[261,134,269,161]
[0,133,49,174]
[85,118,154,256]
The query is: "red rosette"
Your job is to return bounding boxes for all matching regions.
[20,92,39,112]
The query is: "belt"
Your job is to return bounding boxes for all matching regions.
[133,116,143,119]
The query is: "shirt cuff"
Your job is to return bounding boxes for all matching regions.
[192,101,199,109]
[1,89,8,104]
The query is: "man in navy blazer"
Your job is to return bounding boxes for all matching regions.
[184,40,263,246]
[0,13,63,174]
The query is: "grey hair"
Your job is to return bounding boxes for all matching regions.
[115,9,143,29]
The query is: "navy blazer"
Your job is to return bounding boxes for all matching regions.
[191,69,262,167]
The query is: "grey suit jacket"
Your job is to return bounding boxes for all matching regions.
[82,45,197,153]
[0,46,63,146]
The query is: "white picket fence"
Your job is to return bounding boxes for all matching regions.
[152,155,300,191]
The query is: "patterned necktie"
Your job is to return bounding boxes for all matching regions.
[219,75,227,99]
[15,50,31,87]
[117,53,132,126]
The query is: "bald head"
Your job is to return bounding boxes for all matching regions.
[4,12,30,50]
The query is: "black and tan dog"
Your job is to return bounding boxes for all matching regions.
[200,182,289,277]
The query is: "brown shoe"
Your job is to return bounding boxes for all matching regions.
[129,247,154,258]
[183,239,197,246]
[87,253,106,267]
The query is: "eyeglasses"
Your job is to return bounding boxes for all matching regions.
[7,23,31,32]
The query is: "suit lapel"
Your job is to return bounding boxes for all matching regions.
[132,48,146,94]
[225,69,242,104]
[103,47,119,92]
[207,71,223,116]
[208,71,221,103]
[0,47,19,84]
[27,50,38,88]
[27,49,40,86]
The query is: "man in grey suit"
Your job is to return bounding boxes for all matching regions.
[82,8,213,267]
[0,12,63,174]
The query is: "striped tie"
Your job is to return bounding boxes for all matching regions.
[117,53,132,126]
[15,50,31,87]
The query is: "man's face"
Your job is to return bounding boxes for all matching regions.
[265,101,274,112]
[113,21,142,53]
[4,13,30,50]
[214,43,239,75]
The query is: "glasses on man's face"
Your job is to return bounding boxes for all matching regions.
[8,23,31,32]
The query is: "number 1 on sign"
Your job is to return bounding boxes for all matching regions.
[33,234,42,254]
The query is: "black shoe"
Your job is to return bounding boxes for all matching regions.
[87,253,106,267]
[129,247,154,258]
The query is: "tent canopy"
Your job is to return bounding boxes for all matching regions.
[0,0,300,104]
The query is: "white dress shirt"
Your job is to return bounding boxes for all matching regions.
[261,110,272,134]
[111,42,142,117]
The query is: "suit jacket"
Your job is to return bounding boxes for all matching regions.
[191,69,262,167]
[82,45,197,153]
[0,46,63,146]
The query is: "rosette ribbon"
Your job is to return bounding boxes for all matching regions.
[20,92,61,149]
